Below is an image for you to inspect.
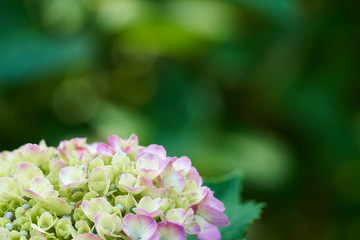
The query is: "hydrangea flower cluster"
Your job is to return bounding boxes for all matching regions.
[0,135,229,240]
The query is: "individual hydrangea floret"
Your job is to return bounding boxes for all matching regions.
[0,134,229,239]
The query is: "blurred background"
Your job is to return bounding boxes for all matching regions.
[1,0,360,239]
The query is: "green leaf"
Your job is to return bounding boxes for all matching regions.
[204,171,264,240]
[237,0,301,25]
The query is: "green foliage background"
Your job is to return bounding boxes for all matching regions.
[1,0,360,239]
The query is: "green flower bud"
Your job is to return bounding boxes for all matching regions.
[33,212,56,233]
[20,222,31,232]
[9,200,22,211]
[0,202,9,215]
[71,191,85,203]
[88,168,110,196]
[58,188,70,200]
[20,230,28,237]
[73,208,88,222]
[12,220,20,231]
[89,158,104,172]
[75,220,90,235]
[4,212,14,221]
[83,191,99,201]
[0,217,11,227]
[48,198,72,216]
[28,199,36,208]
[54,218,73,239]
[9,230,23,240]
[114,194,134,213]
[29,203,48,223]
[111,152,131,173]
[111,206,122,218]
[15,207,26,220]
[5,223,13,231]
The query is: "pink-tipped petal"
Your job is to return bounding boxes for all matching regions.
[185,222,201,235]
[108,135,122,153]
[162,168,186,193]
[14,162,44,188]
[194,216,221,240]
[23,189,46,201]
[156,222,186,240]
[139,144,166,159]
[196,202,229,226]
[140,177,167,198]
[128,134,138,145]
[121,185,146,195]
[132,208,163,218]
[187,167,203,187]
[49,158,66,172]
[73,233,102,240]
[97,143,114,157]
[122,214,157,240]
[173,156,192,175]
[135,154,169,180]
[59,165,87,188]
[132,196,163,218]
[203,187,225,212]
[81,198,113,222]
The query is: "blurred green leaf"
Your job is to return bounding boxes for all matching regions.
[238,0,301,24]
[0,31,94,84]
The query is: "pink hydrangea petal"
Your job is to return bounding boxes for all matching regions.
[97,143,114,157]
[122,214,157,240]
[108,135,122,153]
[162,168,186,193]
[59,165,87,188]
[184,186,208,205]
[128,134,139,146]
[173,156,192,175]
[193,216,221,240]
[23,189,46,201]
[196,202,229,226]
[136,168,160,180]
[120,185,146,195]
[185,221,201,235]
[60,180,88,188]
[59,138,87,151]
[132,196,163,217]
[58,138,90,159]
[138,144,166,159]
[49,158,66,171]
[156,222,186,240]
[135,154,170,180]
[187,167,203,187]
[132,208,163,218]
[203,187,225,212]
[185,208,195,226]
[140,177,167,198]
[73,233,102,240]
